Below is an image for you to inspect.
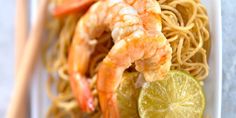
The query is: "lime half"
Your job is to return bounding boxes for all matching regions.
[116,72,141,118]
[138,70,205,118]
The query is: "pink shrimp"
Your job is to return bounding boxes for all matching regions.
[68,0,172,117]
[91,0,170,118]
[68,27,96,112]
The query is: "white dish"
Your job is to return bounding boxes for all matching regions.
[30,0,222,118]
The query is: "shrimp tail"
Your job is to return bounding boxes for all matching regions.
[98,92,119,118]
[53,0,96,17]
[69,72,95,112]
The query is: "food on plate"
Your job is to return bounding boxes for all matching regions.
[43,0,210,117]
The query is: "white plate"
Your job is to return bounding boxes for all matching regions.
[30,0,222,118]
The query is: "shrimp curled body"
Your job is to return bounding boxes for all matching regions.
[68,0,172,117]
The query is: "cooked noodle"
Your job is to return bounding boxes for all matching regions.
[43,0,210,117]
[159,0,209,80]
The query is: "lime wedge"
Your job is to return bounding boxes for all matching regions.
[116,72,141,118]
[138,70,205,118]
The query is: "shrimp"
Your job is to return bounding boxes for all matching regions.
[68,0,172,117]
[68,25,97,112]
[87,0,170,118]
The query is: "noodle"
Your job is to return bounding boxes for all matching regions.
[158,0,209,80]
[43,0,210,117]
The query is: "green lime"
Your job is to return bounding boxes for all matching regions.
[138,70,205,118]
[117,72,142,118]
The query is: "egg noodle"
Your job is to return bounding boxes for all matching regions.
[43,0,210,117]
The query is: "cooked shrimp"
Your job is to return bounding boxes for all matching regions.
[68,25,97,112]
[83,0,170,118]
[68,0,172,117]
[125,0,162,33]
